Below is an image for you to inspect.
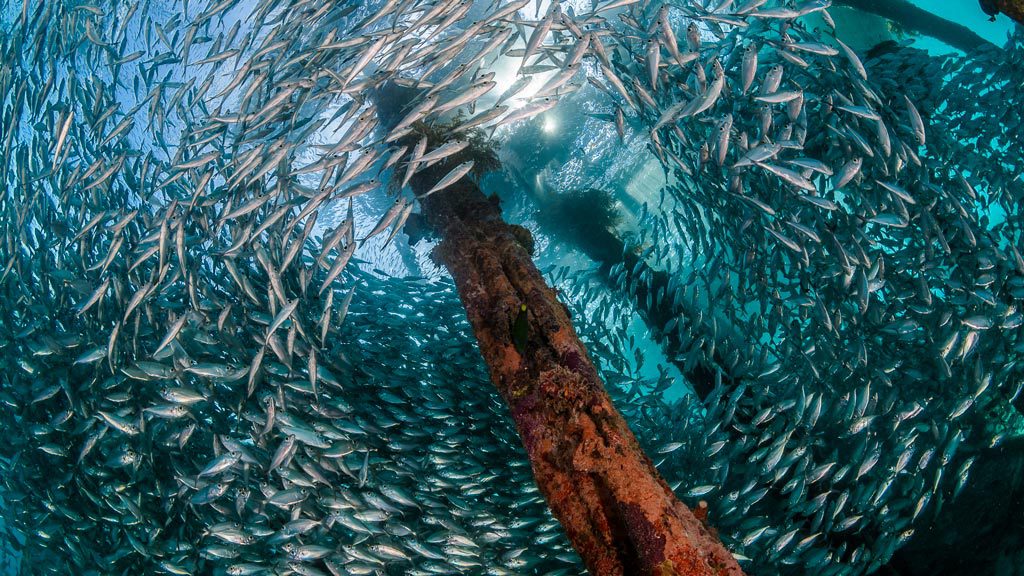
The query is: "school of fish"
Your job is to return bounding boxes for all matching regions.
[542,4,1024,575]
[0,0,1022,574]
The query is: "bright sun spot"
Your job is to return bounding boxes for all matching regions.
[543,115,557,134]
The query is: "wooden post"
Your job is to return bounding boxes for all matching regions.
[376,83,743,575]
[413,168,743,576]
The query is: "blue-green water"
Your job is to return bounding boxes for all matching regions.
[1,1,1022,575]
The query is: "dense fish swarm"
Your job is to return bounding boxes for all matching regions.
[571,7,1024,576]
[1,0,1022,574]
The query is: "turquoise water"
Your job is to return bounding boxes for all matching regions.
[1,1,1022,575]
[907,0,1015,53]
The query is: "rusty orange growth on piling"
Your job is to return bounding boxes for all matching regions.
[987,0,1024,24]
[406,158,744,575]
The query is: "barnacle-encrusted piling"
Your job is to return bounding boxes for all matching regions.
[375,80,742,575]
[413,168,741,576]
[982,0,1024,24]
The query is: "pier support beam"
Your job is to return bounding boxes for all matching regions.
[415,168,741,576]
[377,83,743,576]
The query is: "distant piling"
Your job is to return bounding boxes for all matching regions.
[834,0,997,52]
